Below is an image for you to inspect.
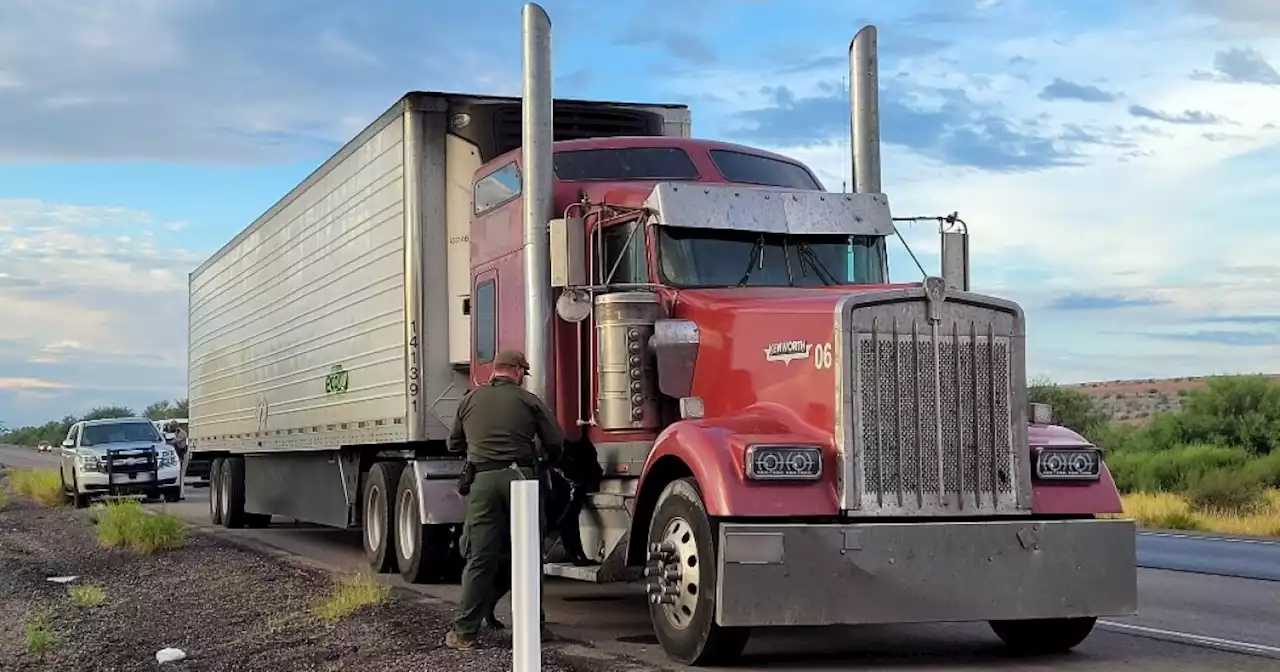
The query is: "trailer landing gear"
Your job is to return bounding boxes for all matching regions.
[645,477,750,667]
[989,617,1097,654]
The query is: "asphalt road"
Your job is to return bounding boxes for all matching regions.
[4,444,1279,671]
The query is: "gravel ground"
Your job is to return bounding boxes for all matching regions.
[0,479,657,671]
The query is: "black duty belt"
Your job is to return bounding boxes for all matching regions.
[472,460,535,473]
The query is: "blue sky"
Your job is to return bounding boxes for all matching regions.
[3,0,1280,426]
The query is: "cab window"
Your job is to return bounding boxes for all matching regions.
[595,222,648,284]
[708,149,823,190]
[554,147,699,181]
[474,163,521,214]
[473,279,496,363]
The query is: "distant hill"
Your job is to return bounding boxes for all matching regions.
[1067,374,1280,424]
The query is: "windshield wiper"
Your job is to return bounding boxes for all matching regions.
[796,242,839,286]
[735,235,766,287]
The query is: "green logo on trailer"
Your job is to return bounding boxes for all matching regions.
[325,364,349,395]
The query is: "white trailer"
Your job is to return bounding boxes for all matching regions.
[187,91,690,582]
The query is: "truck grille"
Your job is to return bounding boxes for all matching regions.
[851,308,1020,515]
[104,449,157,475]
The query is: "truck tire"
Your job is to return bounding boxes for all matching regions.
[220,456,271,529]
[989,617,1097,654]
[393,467,462,584]
[363,461,404,574]
[209,458,224,525]
[645,477,750,666]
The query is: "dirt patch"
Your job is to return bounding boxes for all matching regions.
[0,491,652,671]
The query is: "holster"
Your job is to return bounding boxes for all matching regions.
[457,461,476,496]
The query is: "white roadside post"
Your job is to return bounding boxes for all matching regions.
[511,478,542,672]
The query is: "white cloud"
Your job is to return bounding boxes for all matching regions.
[0,198,197,423]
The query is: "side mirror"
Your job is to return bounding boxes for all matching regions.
[940,221,970,292]
[1029,403,1054,425]
[61,439,74,448]
[550,216,586,288]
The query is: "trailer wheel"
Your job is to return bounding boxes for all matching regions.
[209,458,224,525]
[393,467,462,584]
[989,617,1097,654]
[220,456,247,528]
[645,477,750,666]
[219,456,270,529]
[363,461,405,574]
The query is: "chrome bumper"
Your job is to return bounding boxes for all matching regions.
[715,518,1137,628]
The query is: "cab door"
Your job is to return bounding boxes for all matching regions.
[470,270,498,386]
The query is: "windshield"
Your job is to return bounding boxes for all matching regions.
[658,227,887,288]
[81,421,161,447]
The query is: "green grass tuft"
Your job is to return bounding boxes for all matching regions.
[96,499,186,553]
[5,468,64,507]
[68,584,106,608]
[311,573,390,623]
[25,608,53,657]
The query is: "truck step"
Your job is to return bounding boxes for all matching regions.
[542,562,602,582]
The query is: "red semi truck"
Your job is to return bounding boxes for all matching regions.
[187,3,1137,666]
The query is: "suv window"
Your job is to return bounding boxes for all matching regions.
[81,422,162,447]
[554,147,699,181]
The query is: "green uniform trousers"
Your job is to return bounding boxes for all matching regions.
[454,465,546,636]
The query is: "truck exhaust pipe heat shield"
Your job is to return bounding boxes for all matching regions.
[849,26,881,195]
[521,2,555,405]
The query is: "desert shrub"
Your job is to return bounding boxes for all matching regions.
[1245,451,1280,489]
[1178,375,1280,455]
[1186,469,1268,513]
[1106,443,1250,493]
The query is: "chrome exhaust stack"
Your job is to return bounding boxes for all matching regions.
[521,2,556,404]
[849,26,881,194]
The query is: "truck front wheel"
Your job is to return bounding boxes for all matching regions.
[989,617,1097,654]
[645,477,750,666]
[392,467,462,584]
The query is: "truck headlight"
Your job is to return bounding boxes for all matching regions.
[1034,447,1101,481]
[745,445,823,481]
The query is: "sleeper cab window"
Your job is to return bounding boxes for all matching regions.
[474,162,522,214]
[474,279,496,363]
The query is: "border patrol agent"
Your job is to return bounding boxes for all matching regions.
[445,348,563,650]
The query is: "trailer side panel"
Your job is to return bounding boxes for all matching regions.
[189,114,411,453]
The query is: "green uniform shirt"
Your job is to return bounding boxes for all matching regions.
[448,377,565,465]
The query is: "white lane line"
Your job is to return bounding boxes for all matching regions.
[1138,531,1280,547]
[1099,620,1280,657]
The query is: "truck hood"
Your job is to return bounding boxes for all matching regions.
[663,284,913,435]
